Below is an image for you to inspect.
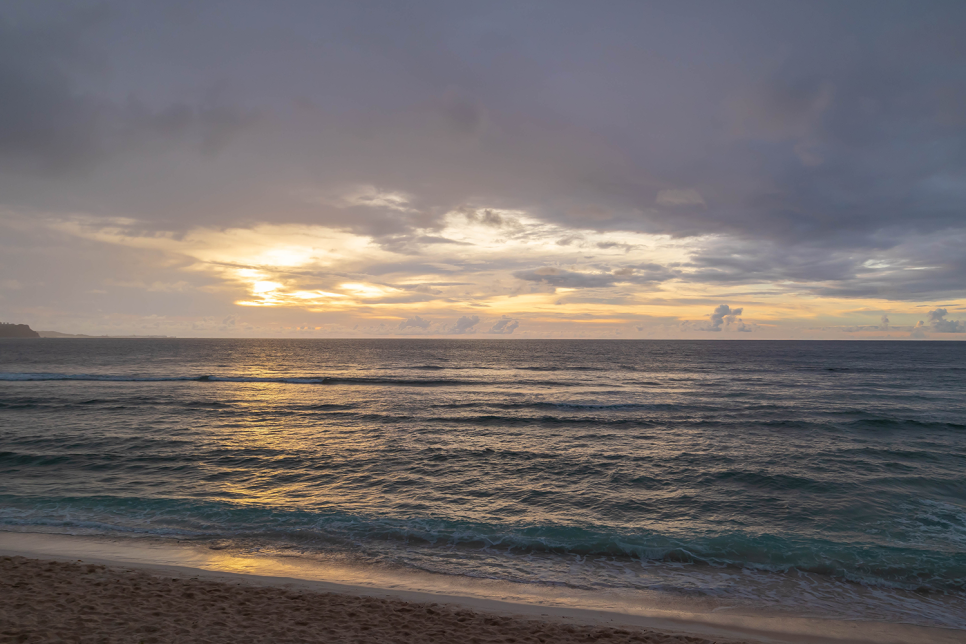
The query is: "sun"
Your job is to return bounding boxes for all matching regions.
[252,281,282,294]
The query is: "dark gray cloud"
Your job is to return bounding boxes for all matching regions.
[459,208,516,228]
[513,267,618,289]
[513,264,677,290]
[2,0,965,308]
[378,235,473,254]
[682,232,966,301]
[0,14,105,175]
[0,8,256,180]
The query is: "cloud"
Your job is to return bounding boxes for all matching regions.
[682,232,966,302]
[595,241,638,252]
[448,315,480,334]
[513,264,676,290]
[684,304,753,333]
[909,309,965,337]
[709,304,744,332]
[5,1,964,251]
[460,207,517,228]
[555,235,582,246]
[2,3,966,336]
[487,316,519,334]
[911,322,927,339]
[655,188,705,207]
[337,186,416,213]
[513,267,618,289]
[0,13,256,178]
[378,234,473,254]
[398,315,431,330]
[926,308,966,333]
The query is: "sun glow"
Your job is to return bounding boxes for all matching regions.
[254,246,317,267]
[339,283,396,298]
[252,280,282,293]
[45,207,955,338]
[293,290,345,300]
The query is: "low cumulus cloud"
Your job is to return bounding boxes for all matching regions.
[448,315,480,334]
[395,315,509,335]
[398,315,431,330]
[487,316,519,334]
[683,304,753,333]
[834,314,916,333]
[924,308,966,333]
[709,304,750,332]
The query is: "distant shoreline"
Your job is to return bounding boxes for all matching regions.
[5,336,965,341]
[36,332,175,338]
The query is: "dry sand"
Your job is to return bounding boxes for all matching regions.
[0,555,742,644]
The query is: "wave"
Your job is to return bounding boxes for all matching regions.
[2,495,964,594]
[847,418,966,431]
[420,415,659,427]
[370,364,645,373]
[0,372,483,387]
[515,366,608,372]
[431,401,677,411]
[0,372,593,388]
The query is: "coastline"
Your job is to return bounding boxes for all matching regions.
[3,555,744,644]
[1,531,960,644]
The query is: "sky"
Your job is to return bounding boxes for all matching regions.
[1,0,965,339]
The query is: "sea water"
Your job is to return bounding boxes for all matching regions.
[1,339,964,628]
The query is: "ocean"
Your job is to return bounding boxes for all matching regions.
[1,339,964,628]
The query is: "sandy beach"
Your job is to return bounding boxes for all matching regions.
[2,555,742,644]
[1,533,962,644]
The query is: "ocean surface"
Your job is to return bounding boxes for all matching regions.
[1,339,964,628]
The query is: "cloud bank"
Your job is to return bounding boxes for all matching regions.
[0,1,964,337]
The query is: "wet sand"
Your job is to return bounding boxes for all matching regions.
[2,555,741,644]
[0,532,961,644]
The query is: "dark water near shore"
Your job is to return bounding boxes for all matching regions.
[1,339,965,627]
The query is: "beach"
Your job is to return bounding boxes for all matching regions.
[1,555,747,644]
[2,533,964,644]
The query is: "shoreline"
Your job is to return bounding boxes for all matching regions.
[1,531,961,644]
[3,555,746,644]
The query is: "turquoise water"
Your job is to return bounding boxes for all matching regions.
[1,339,964,627]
